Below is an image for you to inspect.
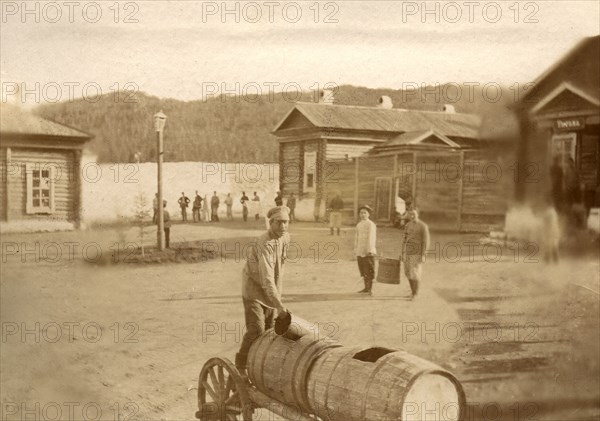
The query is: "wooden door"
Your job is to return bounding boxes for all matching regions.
[374,177,392,221]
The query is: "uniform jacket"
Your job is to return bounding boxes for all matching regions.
[242,231,290,310]
[403,219,430,256]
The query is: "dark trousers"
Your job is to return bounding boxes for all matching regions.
[181,208,187,221]
[211,206,219,222]
[192,208,200,222]
[236,298,275,369]
[357,255,375,291]
[243,207,248,221]
[289,208,295,222]
[164,228,170,249]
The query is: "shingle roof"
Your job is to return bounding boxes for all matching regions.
[0,104,91,139]
[274,102,480,139]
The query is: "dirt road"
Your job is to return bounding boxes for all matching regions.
[1,221,599,420]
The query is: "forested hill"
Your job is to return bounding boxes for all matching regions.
[35,84,519,163]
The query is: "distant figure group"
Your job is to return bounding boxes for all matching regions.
[152,190,299,224]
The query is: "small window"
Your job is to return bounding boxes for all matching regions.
[304,151,317,192]
[26,163,55,214]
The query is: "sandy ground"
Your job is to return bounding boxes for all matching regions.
[1,220,599,421]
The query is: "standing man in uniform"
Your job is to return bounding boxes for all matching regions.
[401,209,430,300]
[156,200,171,249]
[328,193,344,236]
[225,193,234,221]
[287,193,296,223]
[178,192,190,222]
[235,206,290,373]
[211,191,220,222]
[252,192,261,220]
[240,191,250,222]
[192,191,203,222]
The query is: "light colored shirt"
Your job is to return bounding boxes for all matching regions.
[225,197,233,206]
[354,219,376,257]
[242,231,290,310]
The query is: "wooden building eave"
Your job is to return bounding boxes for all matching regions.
[0,135,90,150]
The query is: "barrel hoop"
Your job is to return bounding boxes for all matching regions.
[321,347,359,419]
[254,331,277,393]
[290,339,320,411]
[360,351,399,420]
[295,340,343,413]
[247,333,264,390]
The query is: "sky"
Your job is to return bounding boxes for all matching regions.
[1,0,599,104]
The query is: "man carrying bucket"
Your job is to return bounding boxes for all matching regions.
[235,206,290,374]
[401,209,430,300]
[355,205,377,296]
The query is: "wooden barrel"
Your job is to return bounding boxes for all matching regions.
[307,346,465,421]
[377,258,401,284]
[247,329,342,414]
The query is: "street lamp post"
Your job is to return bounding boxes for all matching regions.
[154,110,167,250]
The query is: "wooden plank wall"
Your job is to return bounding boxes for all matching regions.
[326,142,375,160]
[357,155,395,219]
[580,134,599,190]
[414,152,462,231]
[280,142,302,196]
[324,159,357,224]
[8,148,75,221]
[323,149,509,232]
[460,149,511,232]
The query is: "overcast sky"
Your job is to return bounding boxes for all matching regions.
[1,1,599,104]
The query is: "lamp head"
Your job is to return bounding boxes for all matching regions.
[154,110,167,132]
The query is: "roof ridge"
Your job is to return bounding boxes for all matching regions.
[295,101,477,116]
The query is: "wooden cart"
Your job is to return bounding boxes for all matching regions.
[195,356,316,421]
[195,314,465,421]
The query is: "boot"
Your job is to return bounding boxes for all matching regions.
[330,228,334,236]
[366,278,373,296]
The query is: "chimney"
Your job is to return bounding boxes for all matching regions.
[320,89,335,105]
[377,96,393,109]
[442,104,456,113]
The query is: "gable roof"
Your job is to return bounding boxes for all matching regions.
[531,82,600,115]
[520,35,600,109]
[273,102,481,139]
[0,104,91,140]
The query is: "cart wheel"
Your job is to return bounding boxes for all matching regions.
[196,357,253,421]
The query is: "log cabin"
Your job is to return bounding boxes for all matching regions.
[272,94,511,231]
[0,104,92,231]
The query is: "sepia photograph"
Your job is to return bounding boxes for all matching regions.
[1,1,599,420]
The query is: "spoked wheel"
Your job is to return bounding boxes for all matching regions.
[196,357,253,421]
